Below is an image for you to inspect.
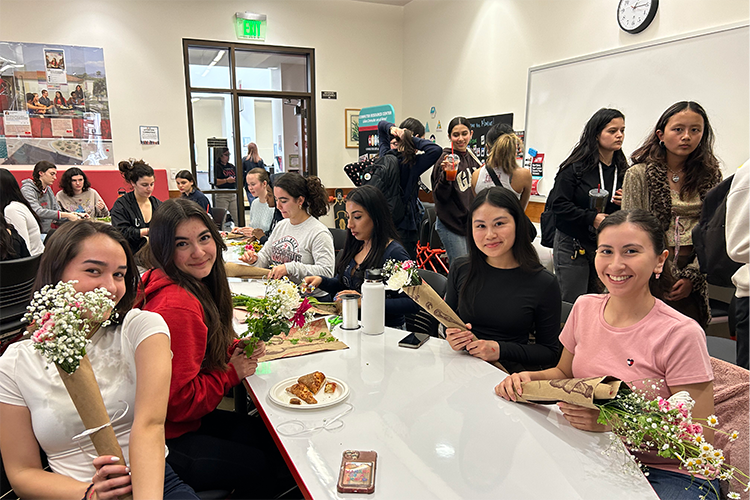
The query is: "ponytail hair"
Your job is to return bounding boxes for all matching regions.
[486,134,520,176]
[274,173,329,218]
[118,159,154,184]
[247,167,270,185]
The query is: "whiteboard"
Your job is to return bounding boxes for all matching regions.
[524,23,749,198]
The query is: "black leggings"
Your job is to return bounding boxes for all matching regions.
[166,409,292,499]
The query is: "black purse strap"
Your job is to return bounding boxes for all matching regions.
[486,165,502,187]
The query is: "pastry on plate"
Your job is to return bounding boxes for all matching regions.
[324,382,337,394]
[286,383,317,404]
[298,371,326,394]
[289,398,302,405]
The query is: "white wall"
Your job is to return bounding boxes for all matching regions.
[402,0,749,167]
[0,0,404,189]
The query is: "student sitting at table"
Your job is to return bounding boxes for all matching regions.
[0,221,198,500]
[304,185,419,328]
[231,167,276,240]
[496,209,717,500]
[138,198,291,498]
[174,170,210,212]
[56,167,110,219]
[240,172,334,297]
[444,186,562,374]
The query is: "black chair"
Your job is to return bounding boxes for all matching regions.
[210,207,227,231]
[0,254,42,341]
[329,228,347,255]
[405,269,447,337]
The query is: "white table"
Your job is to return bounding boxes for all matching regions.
[240,323,658,499]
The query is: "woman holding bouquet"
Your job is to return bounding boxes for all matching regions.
[240,172,334,297]
[444,187,561,373]
[139,198,290,498]
[303,185,419,328]
[0,220,198,499]
[496,209,716,499]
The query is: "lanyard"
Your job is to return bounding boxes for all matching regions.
[598,162,618,203]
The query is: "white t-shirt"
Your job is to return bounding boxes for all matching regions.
[4,201,44,255]
[0,309,169,482]
[255,216,334,295]
[248,198,275,232]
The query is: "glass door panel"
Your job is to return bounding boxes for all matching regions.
[234,51,308,92]
[189,92,235,195]
[187,47,231,89]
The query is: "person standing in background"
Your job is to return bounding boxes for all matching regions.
[242,142,266,206]
[431,116,482,266]
[376,118,442,260]
[548,108,627,303]
[213,147,238,226]
[726,160,749,369]
[111,159,162,254]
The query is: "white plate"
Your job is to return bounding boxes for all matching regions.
[269,376,349,410]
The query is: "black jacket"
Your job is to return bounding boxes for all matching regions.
[111,192,162,253]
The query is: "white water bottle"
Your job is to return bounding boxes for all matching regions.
[361,268,385,335]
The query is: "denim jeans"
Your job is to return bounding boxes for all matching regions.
[164,462,199,499]
[553,230,599,303]
[214,191,238,225]
[645,467,720,500]
[435,217,468,267]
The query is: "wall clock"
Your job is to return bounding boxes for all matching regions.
[617,0,658,34]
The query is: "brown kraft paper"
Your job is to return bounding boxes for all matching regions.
[516,376,625,410]
[56,355,132,499]
[225,262,271,278]
[402,283,509,373]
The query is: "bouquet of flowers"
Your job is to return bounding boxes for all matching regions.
[25,281,114,373]
[596,382,748,498]
[382,259,421,291]
[235,240,262,256]
[25,281,130,497]
[233,278,314,357]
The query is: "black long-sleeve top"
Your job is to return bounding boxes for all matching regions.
[445,257,562,373]
[110,192,162,254]
[548,161,621,252]
[377,121,442,232]
[318,240,419,327]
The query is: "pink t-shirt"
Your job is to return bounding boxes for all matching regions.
[560,294,713,474]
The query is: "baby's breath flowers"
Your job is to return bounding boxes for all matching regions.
[232,278,314,357]
[596,381,748,499]
[25,281,114,374]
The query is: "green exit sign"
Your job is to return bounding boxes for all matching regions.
[235,12,267,41]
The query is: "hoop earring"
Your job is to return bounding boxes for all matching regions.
[659,140,665,148]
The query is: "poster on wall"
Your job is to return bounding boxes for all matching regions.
[0,41,114,165]
[466,113,513,164]
[357,104,395,159]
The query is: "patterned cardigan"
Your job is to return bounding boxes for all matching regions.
[622,161,722,326]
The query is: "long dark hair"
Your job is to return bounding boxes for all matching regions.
[335,185,401,284]
[459,187,542,313]
[274,173,328,218]
[118,159,154,184]
[399,117,425,138]
[35,221,139,323]
[560,108,628,178]
[630,101,721,200]
[0,217,18,260]
[145,198,233,371]
[59,167,91,196]
[214,147,230,167]
[175,170,196,193]
[0,168,42,230]
[32,160,56,191]
[597,209,674,300]
[394,128,416,167]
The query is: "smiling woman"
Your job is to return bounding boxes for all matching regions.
[137,198,291,497]
[444,187,562,373]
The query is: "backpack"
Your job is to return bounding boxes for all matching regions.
[344,153,408,225]
[540,165,584,248]
[692,175,741,287]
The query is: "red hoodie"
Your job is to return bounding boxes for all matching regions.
[138,268,240,439]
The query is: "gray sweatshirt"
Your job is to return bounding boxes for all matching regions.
[21,178,62,233]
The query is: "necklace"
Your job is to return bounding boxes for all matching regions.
[667,167,684,183]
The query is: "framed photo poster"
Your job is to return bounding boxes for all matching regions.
[345,108,360,148]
